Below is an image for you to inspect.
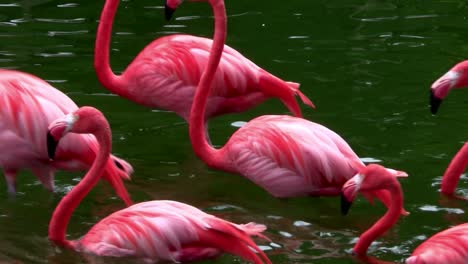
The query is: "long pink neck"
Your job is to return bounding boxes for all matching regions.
[94,0,125,95]
[189,0,227,168]
[441,142,468,196]
[48,124,112,248]
[353,181,403,255]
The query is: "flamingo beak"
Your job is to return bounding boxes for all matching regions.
[430,70,460,114]
[47,132,59,160]
[47,114,77,160]
[165,3,176,20]
[341,174,363,215]
[341,193,353,216]
[429,90,442,115]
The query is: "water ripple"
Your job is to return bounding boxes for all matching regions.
[35,52,74,58]
[0,3,19,7]
[175,15,201,21]
[419,205,464,214]
[57,3,79,8]
[35,18,85,24]
[47,30,88,36]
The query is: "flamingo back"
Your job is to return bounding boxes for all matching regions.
[78,200,269,263]
[226,115,364,198]
[121,35,305,120]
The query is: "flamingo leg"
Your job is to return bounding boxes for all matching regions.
[31,167,55,192]
[3,169,17,194]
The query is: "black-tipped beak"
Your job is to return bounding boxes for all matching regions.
[430,90,442,115]
[47,131,58,160]
[165,3,176,20]
[341,193,353,215]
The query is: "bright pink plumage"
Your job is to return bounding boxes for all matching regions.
[77,200,270,263]
[224,115,366,197]
[94,0,314,124]
[47,107,271,264]
[406,223,468,264]
[0,69,132,204]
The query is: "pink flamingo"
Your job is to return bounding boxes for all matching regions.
[181,0,408,211]
[429,61,468,199]
[0,69,132,205]
[430,60,468,114]
[47,106,271,263]
[94,0,315,126]
[341,164,468,264]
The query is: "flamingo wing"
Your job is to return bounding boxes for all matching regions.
[79,200,270,263]
[226,115,363,198]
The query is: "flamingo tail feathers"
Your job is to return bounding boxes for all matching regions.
[195,220,272,264]
[286,81,316,109]
[258,72,314,117]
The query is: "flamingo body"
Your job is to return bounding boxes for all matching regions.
[0,69,132,201]
[406,223,468,264]
[95,0,314,122]
[223,115,362,197]
[76,200,268,263]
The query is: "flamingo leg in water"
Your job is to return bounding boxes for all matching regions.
[31,167,55,192]
[3,169,17,194]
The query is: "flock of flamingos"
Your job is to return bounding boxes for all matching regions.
[1,0,468,263]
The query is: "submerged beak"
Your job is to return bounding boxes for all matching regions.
[429,90,443,115]
[165,3,176,20]
[47,131,59,160]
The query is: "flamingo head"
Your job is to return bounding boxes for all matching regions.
[165,0,184,20]
[341,164,408,215]
[430,60,468,114]
[47,107,133,206]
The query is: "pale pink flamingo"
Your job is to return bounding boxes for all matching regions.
[430,60,468,114]
[341,164,468,264]
[181,0,408,212]
[47,106,271,263]
[0,69,132,205]
[94,0,315,127]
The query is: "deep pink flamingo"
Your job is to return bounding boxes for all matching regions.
[429,61,468,199]
[181,0,408,212]
[430,60,468,114]
[47,106,271,263]
[341,164,468,264]
[94,0,315,127]
[0,69,131,205]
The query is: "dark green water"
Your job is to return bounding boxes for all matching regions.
[0,0,467,263]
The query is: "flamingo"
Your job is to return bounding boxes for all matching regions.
[0,69,132,205]
[430,60,468,114]
[177,0,408,212]
[47,106,271,264]
[94,0,315,128]
[341,164,468,264]
[429,61,468,199]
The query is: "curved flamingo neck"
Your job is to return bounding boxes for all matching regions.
[441,142,468,196]
[189,0,227,168]
[353,181,403,256]
[48,123,112,248]
[94,0,125,95]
